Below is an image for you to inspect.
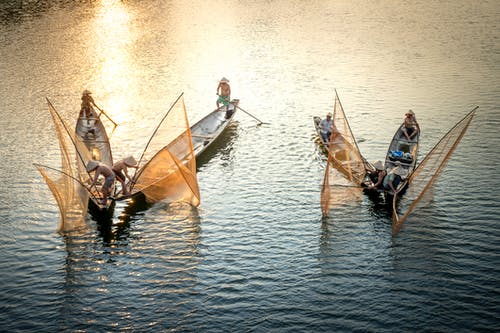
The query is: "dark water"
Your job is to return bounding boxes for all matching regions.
[1,1,499,332]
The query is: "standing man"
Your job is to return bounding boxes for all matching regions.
[216,77,231,108]
[79,89,97,119]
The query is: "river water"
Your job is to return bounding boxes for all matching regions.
[1,1,499,332]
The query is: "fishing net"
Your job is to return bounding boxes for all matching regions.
[392,107,477,235]
[35,164,89,233]
[320,90,367,216]
[329,90,368,185]
[34,99,99,232]
[131,94,200,205]
[321,152,363,217]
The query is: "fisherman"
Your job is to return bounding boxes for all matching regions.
[383,162,408,193]
[216,77,231,109]
[402,109,420,141]
[367,160,386,190]
[87,160,115,206]
[112,156,139,196]
[79,90,98,119]
[319,112,334,143]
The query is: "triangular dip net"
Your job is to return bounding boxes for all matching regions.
[130,93,200,206]
[392,107,477,235]
[321,90,367,216]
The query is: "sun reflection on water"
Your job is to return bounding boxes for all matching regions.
[91,0,137,125]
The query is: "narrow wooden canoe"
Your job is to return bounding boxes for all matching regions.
[191,99,239,158]
[75,107,113,167]
[377,122,420,197]
[384,123,419,184]
[385,123,419,172]
[75,106,114,212]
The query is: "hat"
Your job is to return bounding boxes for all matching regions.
[82,89,92,95]
[406,109,414,116]
[372,160,384,171]
[86,160,99,172]
[326,112,332,117]
[391,165,408,177]
[220,77,229,83]
[123,156,137,166]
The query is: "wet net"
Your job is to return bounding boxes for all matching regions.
[35,164,89,233]
[130,93,200,205]
[34,99,98,232]
[328,90,368,185]
[321,150,363,217]
[320,90,367,216]
[392,107,477,235]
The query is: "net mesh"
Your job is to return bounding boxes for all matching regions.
[35,164,89,232]
[321,90,366,216]
[131,94,200,205]
[392,107,477,235]
[329,90,367,185]
[321,157,363,217]
[34,99,97,232]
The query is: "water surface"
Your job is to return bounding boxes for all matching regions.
[1,1,499,331]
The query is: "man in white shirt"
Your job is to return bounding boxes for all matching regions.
[319,113,333,143]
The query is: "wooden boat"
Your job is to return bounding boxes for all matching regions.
[384,123,419,176]
[360,121,419,198]
[313,116,329,151]
[191,99,239,158]
[75,105,115,212]
[75,106,113,167]
[115,96,238,209]
[382,122,420,195]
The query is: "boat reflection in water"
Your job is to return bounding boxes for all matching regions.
[60,203,202,330]
[195,121,240,170]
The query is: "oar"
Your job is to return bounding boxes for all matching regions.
[94,104,118,131]
[236,105,269,125]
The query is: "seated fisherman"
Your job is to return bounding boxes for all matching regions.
[367,160,386,190]
[383,162,408,193]
[402,109,420,141]
[87,160,115,206]
[319,112,333,143]
[112,156,139,196]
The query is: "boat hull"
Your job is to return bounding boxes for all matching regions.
[191,99,239,159]
[75,107,115,213]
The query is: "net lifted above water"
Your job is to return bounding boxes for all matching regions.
[392,106,477,235]
[321,90,369,217]
[129,93,200,206]
[34,99,98,233]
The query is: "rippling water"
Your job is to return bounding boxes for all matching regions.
[1,1,499,331]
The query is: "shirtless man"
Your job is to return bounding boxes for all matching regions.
[87,160,115,206]
[216,77,231,108]
[112,156,138,196]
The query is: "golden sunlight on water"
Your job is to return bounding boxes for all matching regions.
[92,0,137,125]
[0,1,499,332]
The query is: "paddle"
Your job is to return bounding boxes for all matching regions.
[94,104,118,132]
[235,105,269,125]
